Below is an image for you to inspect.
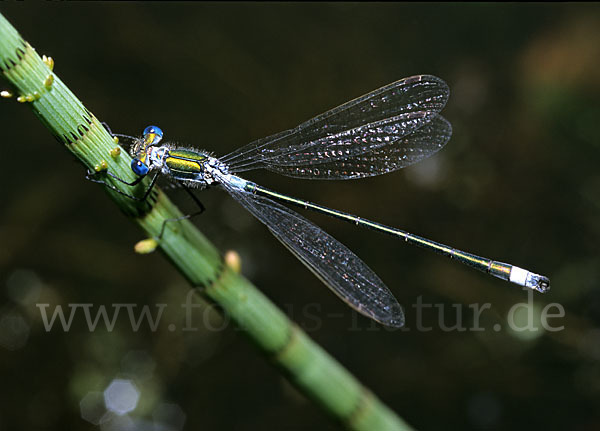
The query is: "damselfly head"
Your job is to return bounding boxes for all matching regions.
[129,125,165,176]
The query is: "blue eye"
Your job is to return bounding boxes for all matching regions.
[143,125,164,145]
[131,158,149,176]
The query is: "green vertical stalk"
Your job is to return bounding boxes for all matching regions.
[0,11,414,431]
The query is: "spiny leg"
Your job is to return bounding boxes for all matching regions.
[156,182,206,239]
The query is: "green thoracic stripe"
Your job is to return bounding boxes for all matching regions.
[169,149,207,161]
[166,150,207,173]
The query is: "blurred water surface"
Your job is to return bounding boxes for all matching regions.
[0,3,599,430]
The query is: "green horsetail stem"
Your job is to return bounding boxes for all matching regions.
[0,11,413,431]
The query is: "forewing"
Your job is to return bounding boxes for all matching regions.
[222,75,449,173]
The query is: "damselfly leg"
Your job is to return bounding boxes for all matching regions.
[155,183,206,239]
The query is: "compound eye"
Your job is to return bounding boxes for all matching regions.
[143,125,164,145]
[131,158,149,176]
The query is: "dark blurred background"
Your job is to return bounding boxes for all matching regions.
[1,3,599,430]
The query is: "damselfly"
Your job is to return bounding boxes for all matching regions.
[90,75,549,327]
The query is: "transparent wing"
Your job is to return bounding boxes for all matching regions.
[221,182,404,327]
[260,114,452,180]
[221,75,449,174]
